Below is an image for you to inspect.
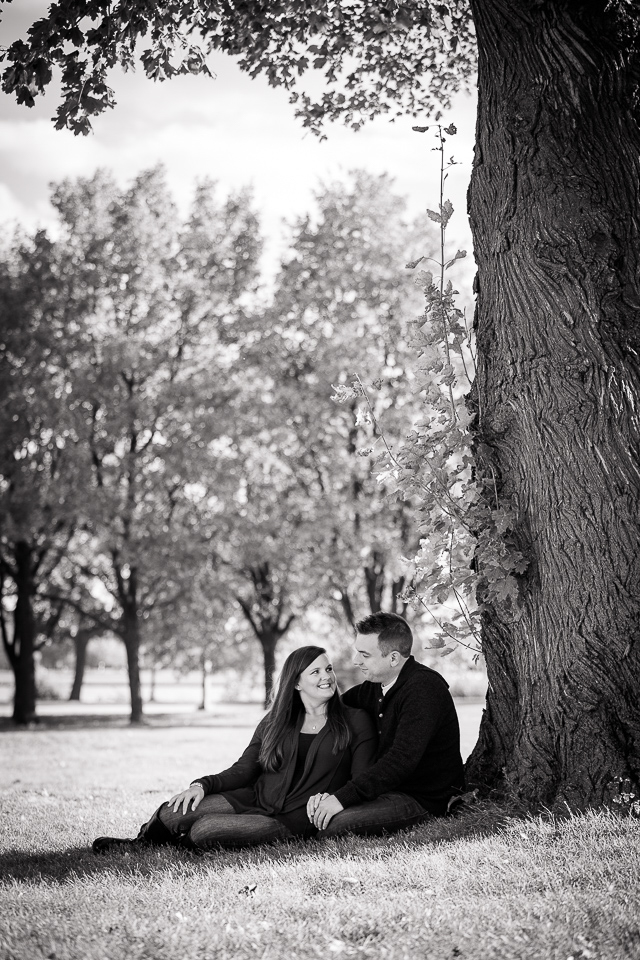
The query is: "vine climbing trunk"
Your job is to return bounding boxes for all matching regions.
[466,0,640,808]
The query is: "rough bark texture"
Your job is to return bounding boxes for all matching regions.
[10,542,38,725]
[466,0,640,807]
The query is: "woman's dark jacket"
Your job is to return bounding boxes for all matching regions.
[193,705,376,834]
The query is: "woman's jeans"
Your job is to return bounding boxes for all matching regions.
[320,792,429,838]
[136,795,293,851]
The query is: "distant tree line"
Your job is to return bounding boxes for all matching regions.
[0,167,432,723]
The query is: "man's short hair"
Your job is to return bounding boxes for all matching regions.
[355,612,413,658]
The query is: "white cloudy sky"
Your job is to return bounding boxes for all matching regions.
[0,0,477,279]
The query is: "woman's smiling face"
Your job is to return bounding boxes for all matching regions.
[296,654,337,705]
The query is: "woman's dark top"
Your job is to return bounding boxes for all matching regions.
[192,706,376,836]
[290,733,317,791]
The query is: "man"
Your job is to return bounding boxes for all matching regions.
[307,611,465,836]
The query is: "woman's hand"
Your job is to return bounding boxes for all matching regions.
[307,792,329,823]
[312,794,344,830]
[168,783,205,816]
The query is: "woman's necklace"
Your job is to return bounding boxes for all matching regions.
[305,711,327,732]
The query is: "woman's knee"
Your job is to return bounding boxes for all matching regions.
[157,801,176,825]
[189,814,291,850]
[189,814,232,850]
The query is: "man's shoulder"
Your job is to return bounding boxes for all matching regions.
[342,681,377,704]
[407,658,450,686]
[397,658,453,699]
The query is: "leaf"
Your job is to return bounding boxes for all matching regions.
[427,209,442,224]
[406,256,425,270]
[416,270,434,288]
[440,646,456,656]
[412,125,430,133]
[444,249,467,268]
[440,200,454,226]
[425,635,447,649]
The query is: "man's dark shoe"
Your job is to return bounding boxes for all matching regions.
[92,836,139,854]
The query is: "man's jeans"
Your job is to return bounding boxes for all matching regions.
[137,795,293,851]
[321,792,429,838]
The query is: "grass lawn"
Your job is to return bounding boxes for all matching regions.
[1,708,639,960]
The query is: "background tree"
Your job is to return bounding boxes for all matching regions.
[67,617,107,702]
[5,0,637,808]
[244,172,428,630]
[207,430,322,707]
[35,167,262,723]
[143,570,253,711]
[0,230,85,724]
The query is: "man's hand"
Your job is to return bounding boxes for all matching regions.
[309,793,344,830]
[168,784,205,816]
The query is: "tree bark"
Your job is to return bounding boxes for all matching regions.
[68,629,90,701]
[121,601,143,724]
[11,541,38,725]
[363,551,385,613]
[259,630,279,708]
[68,622,104,701]
[199,648,208,711]
[466,0,640,808]
[236,563,296,707]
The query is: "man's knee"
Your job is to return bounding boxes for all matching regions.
[320,811,353,838]
[320,794,429,839]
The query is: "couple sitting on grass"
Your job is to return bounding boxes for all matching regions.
[93,612,465,854]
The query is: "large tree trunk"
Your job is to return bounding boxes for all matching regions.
[11,541,38,725]
[466,0,640,808]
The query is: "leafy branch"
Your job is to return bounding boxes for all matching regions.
[333,121,528,658]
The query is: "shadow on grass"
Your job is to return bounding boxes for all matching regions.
[0,803,514,885]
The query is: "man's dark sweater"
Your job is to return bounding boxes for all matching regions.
[336,656,465,816]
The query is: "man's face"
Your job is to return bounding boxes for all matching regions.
[352,632,396,684]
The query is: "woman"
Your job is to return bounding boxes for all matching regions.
[93,646,376,853]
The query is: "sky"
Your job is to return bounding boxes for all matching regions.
[0,1,478,280]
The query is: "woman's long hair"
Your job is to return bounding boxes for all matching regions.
[259,645,351,772]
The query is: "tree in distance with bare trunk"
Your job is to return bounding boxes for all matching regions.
[2,1,640,808]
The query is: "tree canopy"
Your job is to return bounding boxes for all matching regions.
[1,166,437,719]
[1,1,476,135]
